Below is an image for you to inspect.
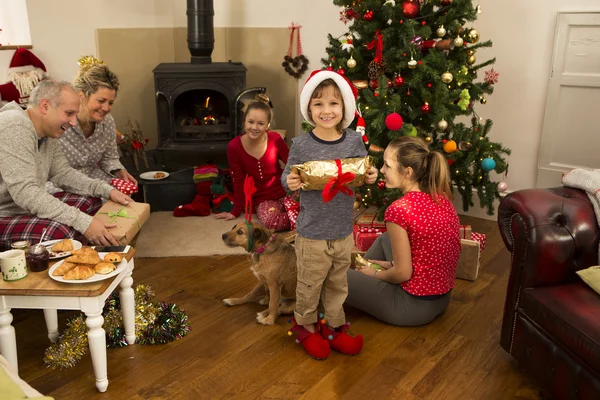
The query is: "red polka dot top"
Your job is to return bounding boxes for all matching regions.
[384,191,461,296]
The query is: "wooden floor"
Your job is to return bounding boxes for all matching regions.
[12,216,550,399]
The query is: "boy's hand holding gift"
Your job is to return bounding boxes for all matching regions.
[286,172,303,191]
[365,166,378,185]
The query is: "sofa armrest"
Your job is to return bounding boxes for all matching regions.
[497,187,600,352]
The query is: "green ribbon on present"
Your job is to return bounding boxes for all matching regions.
[99,205,140,229]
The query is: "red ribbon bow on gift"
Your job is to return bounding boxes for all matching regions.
[322,159,355,203]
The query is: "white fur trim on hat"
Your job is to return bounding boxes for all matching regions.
[300,70,357,130]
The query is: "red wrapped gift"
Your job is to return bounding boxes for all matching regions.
[470,232,486,252]
[353,225,386,251]
[283,195,299,230]
[459,224,472,239]
[110,178,138,195]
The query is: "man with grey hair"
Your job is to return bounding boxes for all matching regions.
[0,79,132,249]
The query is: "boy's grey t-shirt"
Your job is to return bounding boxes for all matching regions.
[282,129,368,240]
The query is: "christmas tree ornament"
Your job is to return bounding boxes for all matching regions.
[437,119,449,131]
[356,114,369,144]
[481,157,496,171]
[364,10,374,21]
[443,140,457,153]
[467,55,477,65]
[466,49,475,56]
[497,182,508,192]
[369,79,379,88]
[354,200,361,210]
[476,4,482,13]
[347,56,357,69]
[421,102,431,114]
[458,89,471,110]
[437,25,447,38]
[484,68,500,84]
[340,34,354,52]
[425,136,432,143]
[467,29,480,44]
[384,0,396,6]
[374,91,380,97]
[458,141,472,151]
[282,23,309,79]
[394,75,405,86]
[440,0,453,5]
[337,67,346,75]
[369,144,385,153]
[408,58,417,68]
[326,64,334,71]
[441,71,453,83]
[385,112,404,130]
[352,80,368,90]
[454,37,464,47]
[480,97,487,104]
[377,180,386,190]
[406,125,418,136]
[402,0,420,18]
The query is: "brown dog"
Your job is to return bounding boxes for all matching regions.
[221,221,297,325]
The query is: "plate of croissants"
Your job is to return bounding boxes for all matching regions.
[41,238,83,260]
[48,247,126,283]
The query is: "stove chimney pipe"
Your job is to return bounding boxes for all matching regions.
[187,0,214,64]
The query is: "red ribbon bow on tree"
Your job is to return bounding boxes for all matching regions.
[322,159,355,203]
[366,29,384,63]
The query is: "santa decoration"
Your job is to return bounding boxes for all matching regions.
[0,48,50,105]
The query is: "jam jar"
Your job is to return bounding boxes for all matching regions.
[11,240,31,251]
[26,244,50,272]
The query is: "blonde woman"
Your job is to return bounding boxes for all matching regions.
[59,56,137,187]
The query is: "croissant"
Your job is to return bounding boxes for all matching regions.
[51,239,74,252]
[63,265,95,280]
[104,252,123,264]
[71,247,97,256]
[66,252,101,265]
[52,261,77,276]
[94,262,116,274]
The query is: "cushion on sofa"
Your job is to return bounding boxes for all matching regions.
[577,266,600,296]
[519,282,600,372]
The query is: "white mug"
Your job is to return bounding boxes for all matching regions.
[0,249,28,281]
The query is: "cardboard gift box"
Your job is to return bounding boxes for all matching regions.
[95,200,151,245]
[353,225,386,252]
[283,196,299,230]
[470,232,486,252]
[459,224,472,239]
[456,238,481,281]
[356,212,386,229]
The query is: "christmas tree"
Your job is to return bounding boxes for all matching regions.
[317,0,511,215]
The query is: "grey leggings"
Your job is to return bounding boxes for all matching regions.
[345,233,451,326]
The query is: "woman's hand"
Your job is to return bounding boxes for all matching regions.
[365,166,378,185]
[357,266,379,278]
[214,212,236,221]
[286,172,303,191]
[368,260,392,270]
[115,169,138,185]
[109,189,133,205]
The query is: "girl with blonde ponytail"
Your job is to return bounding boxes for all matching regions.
[347,137,461,326]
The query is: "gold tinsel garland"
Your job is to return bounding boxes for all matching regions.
[44,285,190,369]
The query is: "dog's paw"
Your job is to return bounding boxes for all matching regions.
[257,312,275,326]
[223,298,235,306]
[257,297,269,305]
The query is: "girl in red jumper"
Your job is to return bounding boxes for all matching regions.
[214,100,291,230]
[346,136,461,326]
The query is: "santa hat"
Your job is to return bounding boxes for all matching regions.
[300,70,358,130]
[3,48,49,105]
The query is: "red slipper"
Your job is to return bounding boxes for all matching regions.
[288,321,330,360]
[320,323,363,355]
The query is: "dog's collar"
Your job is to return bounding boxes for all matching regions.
[254,235,276,254]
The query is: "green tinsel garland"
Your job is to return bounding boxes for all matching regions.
[44,284,191,369]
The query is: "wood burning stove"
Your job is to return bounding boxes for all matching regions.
[153,0,246,167]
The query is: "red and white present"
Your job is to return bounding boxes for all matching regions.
[283,195,299,230]
[459,224,472,239]
[353,225,386,251]
[470,232,486,252]
[110,178,138,195]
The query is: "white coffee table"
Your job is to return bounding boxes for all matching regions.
[0,247,136,392]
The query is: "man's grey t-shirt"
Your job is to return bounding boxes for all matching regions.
[282,130,368,240]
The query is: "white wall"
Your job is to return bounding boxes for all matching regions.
[5,0,599,216]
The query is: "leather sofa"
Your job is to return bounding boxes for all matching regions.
[498,187,600,399]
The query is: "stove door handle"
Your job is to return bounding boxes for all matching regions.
[156,91,165,99]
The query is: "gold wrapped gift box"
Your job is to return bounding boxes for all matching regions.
[291,156,372,191]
